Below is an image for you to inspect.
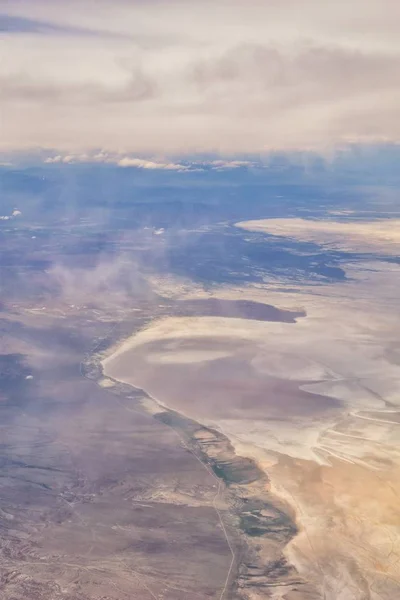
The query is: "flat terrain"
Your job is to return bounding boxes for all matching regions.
[2,163,400,600]
[104,257,400,600]
[0,307,237,600]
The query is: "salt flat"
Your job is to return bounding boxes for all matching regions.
[103,251,400,600]
[236,217,400,255]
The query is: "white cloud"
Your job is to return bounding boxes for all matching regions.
[45,153,99,164]
[1,0,400,154]
[42,151,264,170]
[42,152,190,170]
[117,157,188,170]
[0,208,22,220]
[44,155,63,163]
[209,160,253,169]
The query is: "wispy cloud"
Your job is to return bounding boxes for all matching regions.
[0,14,63,34]
[117,157,188,170]
[1,0,400,154]
[209,159,254,169]
[0,12,139,40]
[43,152,190,170]
[0,207,22,220]
[41,151,263,170]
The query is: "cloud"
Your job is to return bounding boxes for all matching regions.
[0,14,58,33]
[0,11,139,41]
[41,151,263,170]
[117,157,188,170]
[48,250,155,308]
[0,13,106,37]
[44,154,80,163]
[42,151,190,170]
[44,155,62,163]
[1,0,400,154]
[0,70,156,105]
[209,159,254,169]
[0,207,22,220]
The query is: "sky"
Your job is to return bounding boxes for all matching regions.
[1,0,400,157]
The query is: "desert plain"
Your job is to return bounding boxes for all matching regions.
[103,219,400,600]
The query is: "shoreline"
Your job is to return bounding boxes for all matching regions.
[98,301,400,599]
[98,348,314,598]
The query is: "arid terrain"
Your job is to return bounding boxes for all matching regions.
[1,302,239,600]
[2,0,400,595]
[1,158,400,600]
[103,221,400,600]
